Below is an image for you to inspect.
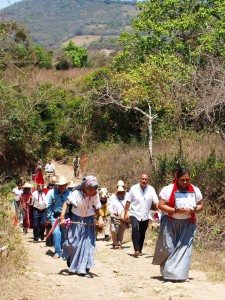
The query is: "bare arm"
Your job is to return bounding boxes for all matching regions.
[159,197,203,214]
[94,208,104,226]
[158,197,176,214]
[60,201,69,225]
[123,201,130,221]
[195,200,203,213]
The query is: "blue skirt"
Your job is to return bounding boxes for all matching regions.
[152,214,196,280]
[62,214,96,274]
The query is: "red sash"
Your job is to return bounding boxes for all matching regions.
[168,182,196,223]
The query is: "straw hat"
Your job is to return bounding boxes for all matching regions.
[56,176,68,185]
[67,180,76,189]
[22,182,32,189]
[51,176,57,183]
[117,180,124,186]
[116,185,125,193]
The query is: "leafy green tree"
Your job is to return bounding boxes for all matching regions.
[115,0,225,69]
[0,22,34,70]
[33,45,53,69]
[62,40,88,68]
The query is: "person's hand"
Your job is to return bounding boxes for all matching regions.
[60,218,66,226]
[189,207,196,214]
[176,207,191,214]
[97,216,104,227]
[124,213,129,222]
[114,211,118,217]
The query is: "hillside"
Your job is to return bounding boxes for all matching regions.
[0,0,138,48]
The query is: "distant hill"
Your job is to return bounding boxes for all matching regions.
[0,0,139,49]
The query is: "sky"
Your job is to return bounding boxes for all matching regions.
[0,0,23,10]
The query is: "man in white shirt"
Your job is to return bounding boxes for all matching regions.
[45,159,55,174]
[124,173,159,257]
[32,182,48,242]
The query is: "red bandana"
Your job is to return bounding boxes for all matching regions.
[168,182,196,223]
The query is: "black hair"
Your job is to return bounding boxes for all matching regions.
[176,168,190,178]
[17,180,23,185]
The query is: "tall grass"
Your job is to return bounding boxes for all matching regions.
[0,183,27,299]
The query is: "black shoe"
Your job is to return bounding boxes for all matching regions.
[67,258,71,268]
[77,273,92,278]
[105,235,110,241]
[33,239,38,243]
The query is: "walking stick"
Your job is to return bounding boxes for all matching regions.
[45,217,60,240]
[45,218,103,239]
[64,219,96,229]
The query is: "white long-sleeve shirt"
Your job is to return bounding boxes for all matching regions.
[32,190,48,210]
[108,193,129,218]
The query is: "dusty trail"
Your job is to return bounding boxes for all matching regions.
[15,161,225,300]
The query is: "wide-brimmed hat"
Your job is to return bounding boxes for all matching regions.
[116,185,125,193]
[22,182,32,189]
[117,180,124,186]
[67,180,76,189]
[56,176,68,185]
[51,176,57,183]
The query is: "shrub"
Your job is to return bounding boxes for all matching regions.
[47,148,67,161]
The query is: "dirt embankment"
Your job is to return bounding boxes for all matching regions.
[5,161,225,300]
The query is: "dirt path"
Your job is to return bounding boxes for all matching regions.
[16,161,225,300]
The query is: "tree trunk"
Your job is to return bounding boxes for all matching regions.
[148,103,156,171]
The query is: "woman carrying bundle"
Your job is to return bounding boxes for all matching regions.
[60,175,104,277]
[152,168,203,281]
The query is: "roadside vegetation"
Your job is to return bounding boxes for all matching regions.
[0,182,27,299]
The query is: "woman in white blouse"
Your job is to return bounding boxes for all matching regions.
[60,175,104,277]
[108,185,128,249]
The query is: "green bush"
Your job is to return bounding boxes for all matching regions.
[47,148,67,161]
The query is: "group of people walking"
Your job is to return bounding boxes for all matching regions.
[12,164,203,282]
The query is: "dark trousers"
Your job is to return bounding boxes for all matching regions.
[130,216,149,252]
[33,208,47,240]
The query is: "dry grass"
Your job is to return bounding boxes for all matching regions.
[154,133,225,161]
[0,196,28,299]
[85,142,149,192]
[63,35,119,47]
[30,68,94,85]
[85,133,225,193]
[3,67,94,87]
[192,250,225,282]
[63,35,102,47]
